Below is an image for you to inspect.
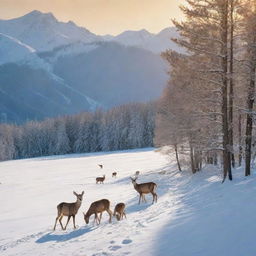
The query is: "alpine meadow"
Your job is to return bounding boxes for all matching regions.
[1,1,256,256]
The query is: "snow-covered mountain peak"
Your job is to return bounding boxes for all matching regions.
[115,29,154,43]
[8,10,58,26]
[0,10,99,52]
[0,10,180,54]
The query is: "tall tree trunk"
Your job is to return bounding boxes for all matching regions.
[189,142,196,174]
[229,0,235,168]
[238,113,242,167]
[213,152,218,165]
[221,0,232,183]
[174,144,182,172]
[245,79,255,176]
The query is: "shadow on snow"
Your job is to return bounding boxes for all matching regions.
[36,226,95,243]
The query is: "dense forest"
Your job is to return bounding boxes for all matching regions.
[155,0,256,182]
[0,102,155,161]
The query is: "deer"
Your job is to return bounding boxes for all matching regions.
[113,203,126,221]
[135,171,140,177]
[96,175,105,184]
[112,172,117,178]
[84,199,112,225]
[130,177,157,204]
[53,191,84,231]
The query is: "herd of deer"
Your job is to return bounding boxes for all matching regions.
[53,167,158,231]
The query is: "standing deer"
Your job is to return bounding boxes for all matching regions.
[135,171,140,177]
[53,191,84,231]
[130,177,157,204]
[112,172,117,177]
[84,199,112,225]
[96,175,105,184]
[114,203,126,221]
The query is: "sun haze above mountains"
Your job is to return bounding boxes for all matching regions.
[0,0,185,35]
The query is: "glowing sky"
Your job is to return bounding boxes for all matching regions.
[0,0,185,35]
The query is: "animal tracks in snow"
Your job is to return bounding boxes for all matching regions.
[122,239,132,244]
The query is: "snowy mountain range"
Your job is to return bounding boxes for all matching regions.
[0,10,179,123]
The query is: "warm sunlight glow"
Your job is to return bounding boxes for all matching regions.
[0,0,185,35]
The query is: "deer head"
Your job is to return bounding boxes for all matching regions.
[73,191,84,201]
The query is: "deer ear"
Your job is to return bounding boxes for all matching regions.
[81,191,84,195]
[73,191,77,196]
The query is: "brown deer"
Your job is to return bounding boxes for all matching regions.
[53,191,84,231]
[112,172,117,177]
[84,199,112,225]
[130,177,157,204]
[114,203,126,221]
[96,175,105,184]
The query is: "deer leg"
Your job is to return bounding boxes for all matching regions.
[72,215,76,229]
[141,193,145,203]
[93,213,97,225]
[98,212,103,224]
[124,211,127,219]
[64,216,71,230]
[97,213,101,225]
[106,209,112,223]
[143,194,147,203]
[53,215,60,230]
[152,192,157,203]
[139,193,142,204]
[59,215,64,230]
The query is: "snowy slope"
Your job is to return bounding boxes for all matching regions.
[0,33,36,65]
[0,148,256,256]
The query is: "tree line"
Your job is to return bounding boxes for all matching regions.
[0,102,155,161]
[155,0,256,181]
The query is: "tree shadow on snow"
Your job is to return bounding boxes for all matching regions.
[35,226,95,243]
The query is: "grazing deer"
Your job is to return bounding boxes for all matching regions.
[84,199,112,225]
[135,171,140,177]
[53,191,84,231]
[114,203,126,221]
[98,164,103,169]
[112,172,117,177]
[130,177,157,204]
[96,175,105,184]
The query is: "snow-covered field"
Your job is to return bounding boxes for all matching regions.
[0,148,256,256]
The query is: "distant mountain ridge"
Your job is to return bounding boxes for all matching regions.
[0,10,179,54]
[0,10,177,123]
